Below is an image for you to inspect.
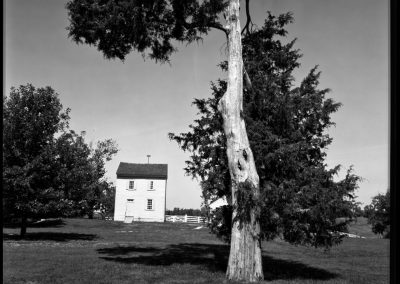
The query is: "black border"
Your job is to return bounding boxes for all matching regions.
[390,0,398,283]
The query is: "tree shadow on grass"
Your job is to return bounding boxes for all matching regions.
[97,243,338,281]
[3,232,97,242]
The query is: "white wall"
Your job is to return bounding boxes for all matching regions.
[114,178,166,222]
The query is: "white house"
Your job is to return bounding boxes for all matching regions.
[114,162,168,223]
[209,197,228,210]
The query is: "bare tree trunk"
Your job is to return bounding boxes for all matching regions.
[218,0,263,282]
[20,214,27,237]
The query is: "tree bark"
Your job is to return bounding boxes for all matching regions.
[218,0,264,282]
[20,215,27,237]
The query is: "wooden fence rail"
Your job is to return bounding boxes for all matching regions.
[165,215,206,224]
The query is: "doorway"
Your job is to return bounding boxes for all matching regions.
[124,199,134,223]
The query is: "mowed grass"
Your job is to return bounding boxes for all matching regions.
[3,217,389,284]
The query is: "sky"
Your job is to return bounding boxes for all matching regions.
[4,0,389,209]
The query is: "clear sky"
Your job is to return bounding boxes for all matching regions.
[4,0,389,209]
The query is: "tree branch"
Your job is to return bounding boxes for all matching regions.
[241,0,253,35]
[182,20,228,39]
[208,22,229,38]
[243,65,253,91]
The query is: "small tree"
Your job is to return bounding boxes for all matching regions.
[366,192,390,238]
[55,131,118,218]
[96,182,116,219]
[3,84,70,236]
[85,139,118,218]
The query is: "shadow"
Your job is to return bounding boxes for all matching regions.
[98,243,228,272]
[262,255,338,281]
[3,232,97,242]
[3,218,66,228]
[97,243,338,280]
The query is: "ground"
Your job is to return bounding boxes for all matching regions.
[3,217,389,284]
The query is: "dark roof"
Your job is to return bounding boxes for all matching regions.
[116,162,168,179]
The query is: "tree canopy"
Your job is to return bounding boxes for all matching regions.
[66,0,228,62]
[169,12,361,248]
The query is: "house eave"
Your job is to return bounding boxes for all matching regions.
[116,174,167,180]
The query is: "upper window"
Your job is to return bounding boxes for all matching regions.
[128,180,135,190]
[147,199,153,210]
[148,181,154,190]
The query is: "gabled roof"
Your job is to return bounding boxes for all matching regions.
[116,162,168,179]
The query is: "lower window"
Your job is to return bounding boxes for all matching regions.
[147,199,153,210]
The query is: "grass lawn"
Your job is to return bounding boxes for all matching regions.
[3,217,389,284]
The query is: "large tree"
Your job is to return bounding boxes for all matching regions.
[169,11,361,251]
[3,84,71,236]
[3,84,118,235]
[66,0,264,280]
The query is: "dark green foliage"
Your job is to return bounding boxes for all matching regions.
[365,192,390,238]
[169,13,361,249]
[66,0,227,62]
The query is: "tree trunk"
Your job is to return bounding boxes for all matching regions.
[20,215,27,237]
[88,210,94,219]
[218,0,264,282]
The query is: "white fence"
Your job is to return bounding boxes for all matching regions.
[165,215,206,224]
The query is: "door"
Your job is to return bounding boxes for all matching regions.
[124,199,135,223]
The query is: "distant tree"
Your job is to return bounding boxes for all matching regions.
[166,207,203,216]
[366,192,390,238]
[352,202,364,218]
[3,84,70,236]
[363,204,374,219]
[169,12,361,249]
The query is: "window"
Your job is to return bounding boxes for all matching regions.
[128,180,135,190]
[148,181,154,190]
[147,199,153,210]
